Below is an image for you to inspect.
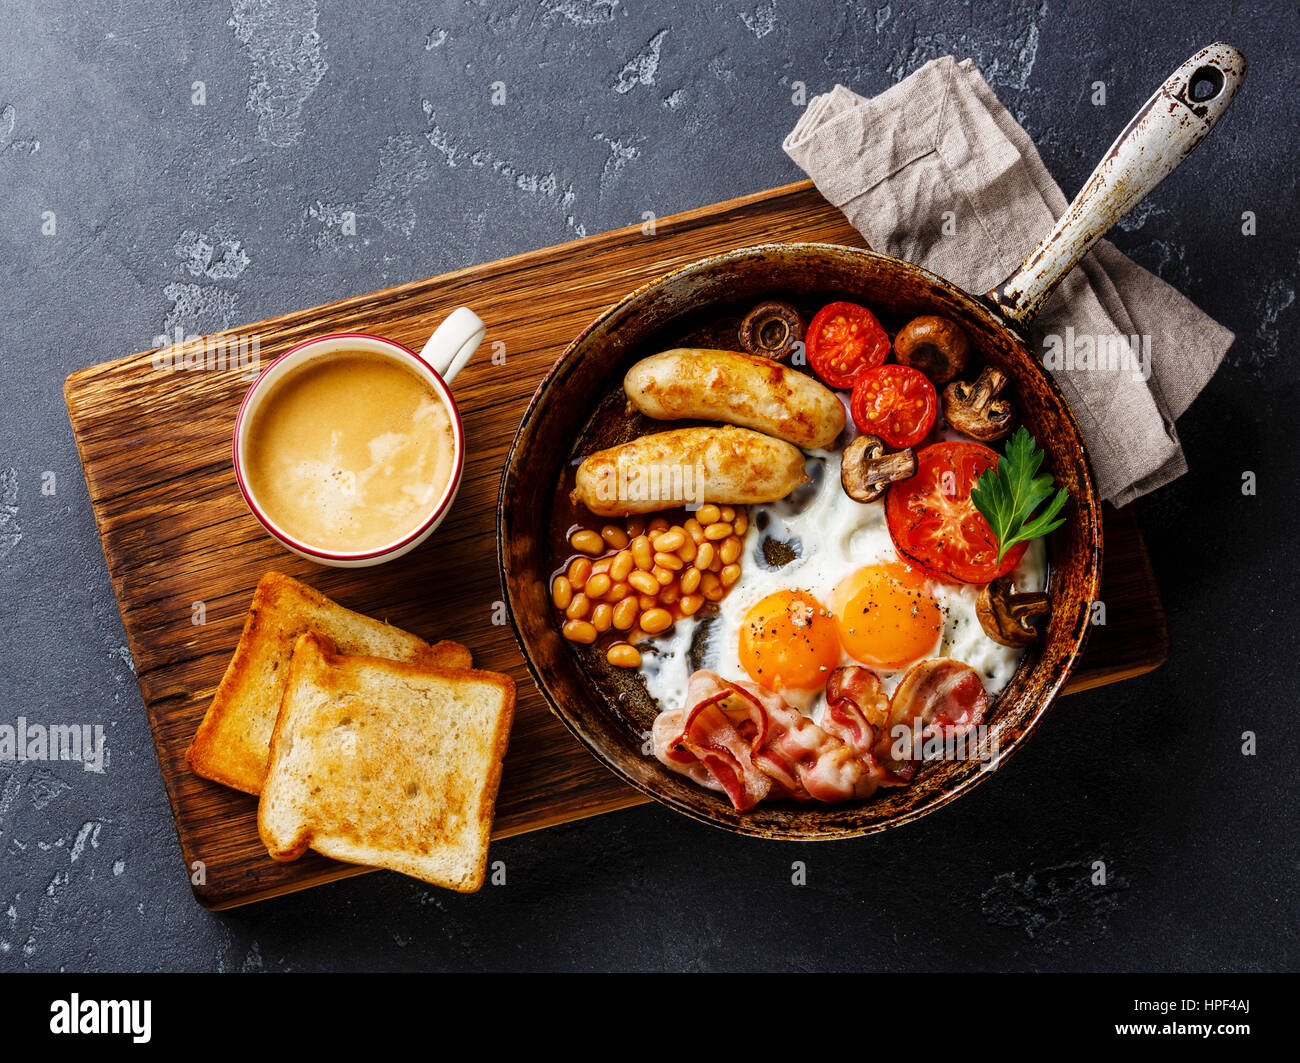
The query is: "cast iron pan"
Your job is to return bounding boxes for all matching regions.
[497,44,1244,838]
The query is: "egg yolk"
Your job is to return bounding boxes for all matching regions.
[739,589,841,692]
[830,563,942,670]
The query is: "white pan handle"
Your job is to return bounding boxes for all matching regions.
[984,42,1247,333]
[417,307,486,384]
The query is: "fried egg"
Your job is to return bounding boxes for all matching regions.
[638,446,1047,721]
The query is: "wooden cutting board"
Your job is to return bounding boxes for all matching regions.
[64,180,1170,909]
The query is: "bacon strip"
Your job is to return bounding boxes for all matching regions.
[876,658,990,770]
[822,666,916,789]
[651,682,772,810]
[822,666,887,752]
[652,668,929,810]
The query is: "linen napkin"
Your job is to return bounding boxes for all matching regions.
[783,57,1235,507]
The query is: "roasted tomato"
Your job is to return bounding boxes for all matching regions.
[885,441,1026,583]
[849,365,938,448]
[805,301,890,389]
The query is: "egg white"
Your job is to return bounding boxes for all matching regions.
[638,447,1048,723]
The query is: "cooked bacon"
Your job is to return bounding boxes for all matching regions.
[891,658,989,734]
[877,659,990,768]
[822,666,914,788]
[651,676,773,810]
[652,669,918,809]
[822,666,888,752]
[750,696,873,802]
[651,708,726,791]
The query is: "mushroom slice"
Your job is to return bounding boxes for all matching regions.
[943,366,1014,442]
[976,576,1050,647]
[893,315,971,385]
[840,434,916,503]
[738,300,803,362]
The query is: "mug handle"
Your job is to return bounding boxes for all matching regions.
[417,307,486,384]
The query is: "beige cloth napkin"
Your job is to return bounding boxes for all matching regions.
[783,57,1235,507]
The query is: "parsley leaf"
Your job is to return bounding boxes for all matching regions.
[969,427,1068,561]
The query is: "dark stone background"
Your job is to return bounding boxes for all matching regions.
[0,1,1295,972]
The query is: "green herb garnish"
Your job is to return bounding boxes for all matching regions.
[970,427,1068,561]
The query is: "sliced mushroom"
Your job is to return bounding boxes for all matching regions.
[840,434,916,503]
[943,366,1014,441]
[893,315,970,385]
[977,577,1050,647]
[738,300,803,362]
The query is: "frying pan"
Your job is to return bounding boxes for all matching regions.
[498,44,1245,838]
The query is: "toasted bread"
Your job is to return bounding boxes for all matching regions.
[258,633,515,892]
[186,572,470,795]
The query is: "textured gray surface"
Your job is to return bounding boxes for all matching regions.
[1,1,1296,972]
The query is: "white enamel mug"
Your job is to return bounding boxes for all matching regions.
[232,308,485,567]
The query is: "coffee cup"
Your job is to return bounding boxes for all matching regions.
[232,308,485,567]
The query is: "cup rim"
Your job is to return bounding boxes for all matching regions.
[232,331,466,562]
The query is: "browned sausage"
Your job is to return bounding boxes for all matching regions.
[572,425,808,517]
[623,349,845,450]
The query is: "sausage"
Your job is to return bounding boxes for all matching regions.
[623,349,846,450]
[572,426,808,517]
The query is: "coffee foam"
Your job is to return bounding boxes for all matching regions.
[245,354,457,553]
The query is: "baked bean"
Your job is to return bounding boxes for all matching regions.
[607,643,642,668]
[551,576,573,610]
[652,528,686,552]
[606,581,631,602]
[708,553,723,573]
[601,525,630,550]
[610,550,634,582]
[679,567,701,594]
[720,506,735,523]
[639,608,673,634]
[733,511,748,535]
[591,558,611,576]
[625,515,646,538]
[697,504,721,525]
[561,619,597,643]
[653,551,683,571]
[612,597,639,631]
[679,593,704,616]
[565,593,591,620]
[704,522,733,541]
[658,584,679,606]
[584,573,611,600]
[684,518,705,544]
[591,603,613,632]
[700,573,723,601]
[628,570,659,596]
[638,593,659,611]
[719,536,742,565]
[677,536,697,564]
[570,529,604,555]
[568,557,591,588]
[648,517,670,534]
[631,535,654,571]
[652,565,674,587]
[694,542,715,570]
[720,563,742,587]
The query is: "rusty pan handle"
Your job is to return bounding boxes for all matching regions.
[983,42,1246,333]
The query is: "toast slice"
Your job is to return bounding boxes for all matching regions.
[258,633,516,892]
[187,572,470,795]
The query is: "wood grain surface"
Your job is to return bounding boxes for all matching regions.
[63,180,1170,909]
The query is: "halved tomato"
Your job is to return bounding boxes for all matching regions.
[805,301,890,389]
[850,365,937,448]
[885,441,1026,584]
